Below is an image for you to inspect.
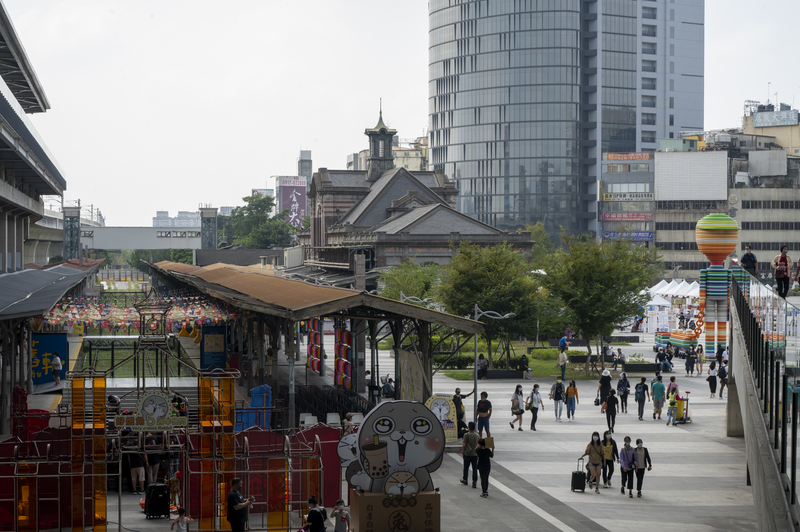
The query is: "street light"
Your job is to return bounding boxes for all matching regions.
[472,304,516,421]
[400,291,433,305]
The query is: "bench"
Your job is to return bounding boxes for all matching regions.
[622,362,661,373]
[485,369,526,379]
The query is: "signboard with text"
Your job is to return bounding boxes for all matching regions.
[603,231,654,241]
[114,391,188,431]
[603,192,654,201]
[602,212,653,221]
[31,333,68,385]
[604,152,651,161]
[278,177,307,228]
[753,110,799,128]
[201,325,227,370]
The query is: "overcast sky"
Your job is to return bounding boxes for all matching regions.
[4,0,797,226]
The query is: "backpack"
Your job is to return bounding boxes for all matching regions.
[718,365,727,380]
[635,383,644,401]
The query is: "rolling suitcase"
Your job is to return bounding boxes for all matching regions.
[144,483,170,519]
[571,459,586,492]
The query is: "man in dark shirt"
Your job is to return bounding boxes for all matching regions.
[452,386,474,422]
[227,477,255,532]
[741,245,758,278]
[476,392,492,438]
[128,451,146,494]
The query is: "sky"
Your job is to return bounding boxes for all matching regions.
[3,0,798,226]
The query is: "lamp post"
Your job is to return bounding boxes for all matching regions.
[400,291,433,306]
[472,304,516,421]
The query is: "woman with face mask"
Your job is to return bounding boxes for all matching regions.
[601,431,619,489]
[633,438,653,497]
[618,437,636,497]
[578,431,605,494]
[510,384,525,431]
[771,245,793,298]
[525,384,544,431]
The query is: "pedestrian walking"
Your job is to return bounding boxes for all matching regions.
[715,346,724,368]
[772,245,793,298]
[51,352,62,386]
[525,384,544,431]
[601,431,619,489]
[452,387,474,422]
[332,500,351,532]
[741,245,758,278]
[510,384,524,431]
[617,373,630,414]
[227,477,255,532]
[707,361,718,398]
[549,377,565,421]
[696,345,705,374]
[686,346,697,376]
[651,375,666,420]
[557,349,568,380]
[603,390,619,433]
[619,436,636,498]
[718,360,729,400]
[665,388,679,426]
[666,375,679,397]
[578,432,605,494]
[565,380,579,421]
[634,377,650,421]
[476,392,492,437]
[476,439,494,498]
[633,439,652,498]
[597,369,612,405]
[460,422,479,488]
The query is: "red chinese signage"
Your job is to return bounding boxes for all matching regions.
[602,213,653,221]
[605,152,651,161]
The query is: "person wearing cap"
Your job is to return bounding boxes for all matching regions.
[597,369,613,406]
[452,386,474,422]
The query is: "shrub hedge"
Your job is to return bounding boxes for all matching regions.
[432,349,583,369]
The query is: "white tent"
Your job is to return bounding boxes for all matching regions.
[640,288,671,307]
[658,280,681,296]
[674,281,692,297]
[652,279,669,292]
[685,281,700,298]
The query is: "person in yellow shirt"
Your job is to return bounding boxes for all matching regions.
[565,380,579,421]
[601,431,619,489]
[578,432,605,494]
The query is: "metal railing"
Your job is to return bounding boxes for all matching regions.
[731,268,800,517]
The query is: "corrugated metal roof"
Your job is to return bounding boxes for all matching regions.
[152,261,483,333]
[0,265,93,320]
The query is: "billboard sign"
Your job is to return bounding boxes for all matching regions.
[753,110,799,128]
[279,177,307,228]
[31,333,68,385]
[604,152,651,161]
[602,192,654,201]
[201,325,227,370]
[603,231,654,241]
[602,213,653,221]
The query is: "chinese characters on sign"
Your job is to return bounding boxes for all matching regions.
[279,177,307,228]
[601,213,653,221]
[604,152,651,161]
[31,333,68,385]
[602,192,654,201]
[753,110,799,128]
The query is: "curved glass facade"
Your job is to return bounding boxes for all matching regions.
[429,0,638,237]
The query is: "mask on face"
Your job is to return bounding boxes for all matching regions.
[745,250,751,254]
[624,441,631,447]
[637,443,643,448]
[593,436,599,441]
[783,250,788,255]
[338,505,344,510]
[557,379,562,383]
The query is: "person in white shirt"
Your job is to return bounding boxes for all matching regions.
[51,352,62,386]
[525,384,544,431]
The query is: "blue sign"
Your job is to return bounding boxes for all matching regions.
[201,326,227,370]
[31,333,68,385]
[603,231,654,241]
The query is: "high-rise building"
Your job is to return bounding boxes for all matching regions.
[428,0,704,239]
[298,150,313,180]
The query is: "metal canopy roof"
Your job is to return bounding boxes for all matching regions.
[0,265,93,321]
[152,261,484,334]
[0,5,49,114]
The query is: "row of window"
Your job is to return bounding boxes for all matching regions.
[607,183,651,193]
[741,222,800,231]
[740,242,800,251]
[604,164,651,173]
[655,222,696,231]
[156,231,201,238]
[657,242,699,251]
[741,201,800,209]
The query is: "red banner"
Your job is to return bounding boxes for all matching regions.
[602,213,653,221]
[605,152,651,161]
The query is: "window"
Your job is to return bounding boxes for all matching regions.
[379,140,385,157]
[669,97,674,109]
[669,114,674,126]
[157,231,171,238]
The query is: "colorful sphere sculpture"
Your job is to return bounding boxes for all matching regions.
[695,213,740,265]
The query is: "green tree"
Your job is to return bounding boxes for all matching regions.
[525,221,556,269]
[542,234,662,374]
[170,249,193,264]
[229,194,293,248]
[437,243,536,368]
[379,260,439,302]
[125,250,171,273]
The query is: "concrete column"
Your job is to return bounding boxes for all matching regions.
[0,210,5,272]
[8,214,16,271]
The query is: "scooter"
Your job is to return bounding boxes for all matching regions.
[379,375,395,398]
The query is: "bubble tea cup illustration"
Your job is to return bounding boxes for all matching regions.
[363,434,389,479]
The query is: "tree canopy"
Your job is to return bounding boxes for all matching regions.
[378,260,440,303]
[525,221,556,269]
[437,242,536,367]
[228,194,294,249]
[542,235,661,371]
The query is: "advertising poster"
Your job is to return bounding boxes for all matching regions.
[201,325,227,370]
[602,213,653,221]
[425,393,458,443]
[31,333,68,385]
[398,349,424,403]
[278,177,307,228]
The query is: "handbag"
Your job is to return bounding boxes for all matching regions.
[706,375,711,382]
[594,393,601,407]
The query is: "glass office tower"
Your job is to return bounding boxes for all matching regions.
[429,0,704,239]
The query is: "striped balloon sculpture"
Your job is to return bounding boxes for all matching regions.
[695,213,739,266]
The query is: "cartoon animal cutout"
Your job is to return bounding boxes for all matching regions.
[384,471,420,496]
[342,400,445,493]
[337,433,359,466]
[142,396,170,420]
